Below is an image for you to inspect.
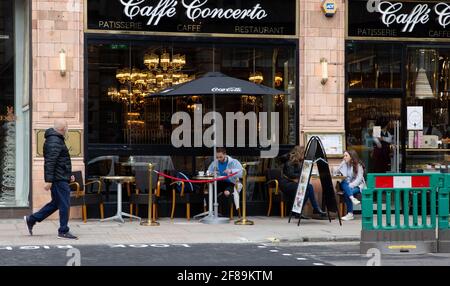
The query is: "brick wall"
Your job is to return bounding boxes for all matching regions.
[31,0,84,217]
[299,0,345,151]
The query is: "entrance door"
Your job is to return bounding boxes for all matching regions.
[346,97,402,174]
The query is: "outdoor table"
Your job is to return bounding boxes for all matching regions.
[100,176,141,223]
[192,175,215,219]
[192,175,230,224]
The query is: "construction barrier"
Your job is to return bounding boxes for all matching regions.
[438,174,450,253]
[360,173,445,254]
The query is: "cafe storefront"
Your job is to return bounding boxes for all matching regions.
[345,0,450,174]
[85,0,299,215]
[23,0,344,219]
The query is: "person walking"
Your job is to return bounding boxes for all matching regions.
[24,119,78,239]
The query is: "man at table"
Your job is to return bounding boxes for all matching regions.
[207,148,243,216]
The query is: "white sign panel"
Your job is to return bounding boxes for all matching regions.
[407,106,423,130]
[292,160,314,214]
[305,133,345,157]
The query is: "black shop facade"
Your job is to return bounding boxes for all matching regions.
[345,0,450,175]
[84,0,299,217]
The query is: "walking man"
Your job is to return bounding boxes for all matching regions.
[24,119,78,239]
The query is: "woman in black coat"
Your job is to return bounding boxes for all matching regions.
[280,146,326,219]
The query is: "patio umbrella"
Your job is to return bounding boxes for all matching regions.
[152,72,287,224]
[153,72,284,96]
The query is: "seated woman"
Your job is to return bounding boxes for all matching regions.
[334,149,367,221]
[280,146,326,219]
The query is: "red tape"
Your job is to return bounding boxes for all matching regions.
[154,170,239,183]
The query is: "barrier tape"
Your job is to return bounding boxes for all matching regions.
[154,170,239,184]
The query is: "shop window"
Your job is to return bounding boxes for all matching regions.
[405,47,450,172]
[0,0,30,207]
[346,42,402,89]
[87,41,297,147]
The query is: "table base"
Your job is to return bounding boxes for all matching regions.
[102,212,141,223]
[200,215,230,224]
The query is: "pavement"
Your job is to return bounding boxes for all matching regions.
[0,216,361,246]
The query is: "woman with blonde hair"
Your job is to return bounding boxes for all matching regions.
[280,146,326,219]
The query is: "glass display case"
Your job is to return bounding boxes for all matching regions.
[405,149,450,173]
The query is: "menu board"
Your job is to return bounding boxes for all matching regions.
[305,132,345,157]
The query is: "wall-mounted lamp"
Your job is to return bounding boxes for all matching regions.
[320,58,328,85]
[59,49,66,77]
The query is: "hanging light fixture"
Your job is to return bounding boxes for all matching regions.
[249,71,264,84]
[249,48,264,84]
[144,52,159,70]
[414,49,437,99]
[274,72,283,87]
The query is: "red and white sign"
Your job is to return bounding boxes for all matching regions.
[375,176,430,189]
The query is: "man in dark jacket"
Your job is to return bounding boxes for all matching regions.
[24,119,78,239]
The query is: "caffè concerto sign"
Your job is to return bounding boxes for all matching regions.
[86,0,297,37]
[348,0,450,40]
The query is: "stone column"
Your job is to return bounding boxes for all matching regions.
[31,0,84,217]
[299,0,345,162]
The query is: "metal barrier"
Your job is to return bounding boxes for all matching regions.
[360,173,444,254]
[438,174,450,252]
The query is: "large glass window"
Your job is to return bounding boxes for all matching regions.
[405,47,450,172]
[0,0,30,207]
[346,42,402,90]
[87,40,297,148]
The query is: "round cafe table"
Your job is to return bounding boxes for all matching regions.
[100,176,141,223]
[192,175,229,224]
[192,175,215,220]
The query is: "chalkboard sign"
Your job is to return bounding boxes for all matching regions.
[289,136,341,226]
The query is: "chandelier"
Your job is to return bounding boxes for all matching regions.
[107,49,193,106]
[144,50,186,72]
[249,71,264,84]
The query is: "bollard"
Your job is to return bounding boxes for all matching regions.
[235,164,254,225]
[140,163,160,226]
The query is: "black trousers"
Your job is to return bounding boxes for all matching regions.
[217,181,235,216]
[29,181,71,234]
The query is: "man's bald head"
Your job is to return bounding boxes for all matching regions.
[54,119,68,136]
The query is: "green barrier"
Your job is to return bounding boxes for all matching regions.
[437,174,450,252]
[362,173,443,231]
[438,175,449,230]
[360,173,444,254]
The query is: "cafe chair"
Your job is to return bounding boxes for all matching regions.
[265,169,287,218]
[69,171,104,223]
[169,171,203,221]
[129,168,161,221]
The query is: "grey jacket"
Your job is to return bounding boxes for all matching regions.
[207,155,243,183]
[334,161,366,190]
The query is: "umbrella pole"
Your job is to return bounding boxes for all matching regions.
[213,93,219,218]
[200,93,228,224]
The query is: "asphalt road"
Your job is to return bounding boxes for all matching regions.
[1,242,450,266]
[0,243,330,266]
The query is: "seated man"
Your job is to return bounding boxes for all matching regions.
[207,148,243,216]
